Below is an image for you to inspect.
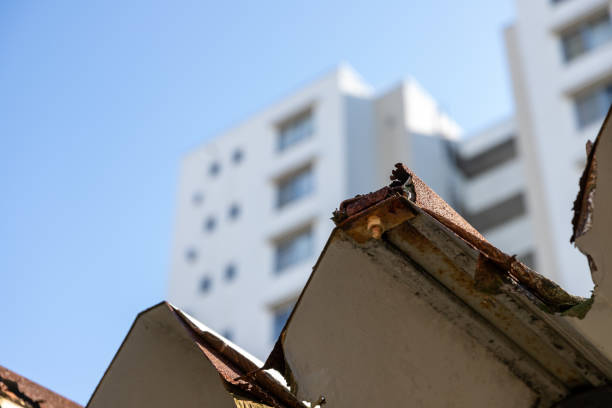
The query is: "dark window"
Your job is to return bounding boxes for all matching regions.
[209,162,221,176]
[454,137,517,179]
[222,329,234,342]
[204,216,217,232]
[228,203,241,220]
[574,82,612,128]
[277,166,314,208]
[199,276,212,293]
[278,109,314,151]
[275,228,313,273]
[185,248,198,263]
[561,11,612,62]
[224,263,237,282]
[232,149,244,164]
[272,304,294,341]
[192,192,204,205]
[463,193,527,233]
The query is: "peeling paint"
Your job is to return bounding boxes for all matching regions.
[571,140,598,243]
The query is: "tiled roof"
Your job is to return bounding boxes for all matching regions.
[0,365,81,408]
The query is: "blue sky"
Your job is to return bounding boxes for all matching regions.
[0,1,514,403]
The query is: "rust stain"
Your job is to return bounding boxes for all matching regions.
[332,163,417,225]
[390,222,483,297]
[336,196,416,244]
[392,164,584,313]
[333,186,405,224]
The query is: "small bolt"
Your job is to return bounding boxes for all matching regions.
[367,215,383,239]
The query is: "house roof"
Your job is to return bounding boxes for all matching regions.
[263,115,612,406]
[0,365,81,408]
[172,305,305,408]
[87,302,305,408]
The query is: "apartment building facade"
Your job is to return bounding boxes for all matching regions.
[506,0,612,296]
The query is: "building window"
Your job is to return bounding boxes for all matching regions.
[221,329,234,342]
[275,227,313,273]
[185,248,198,263]
[574,82,612,128]
[561,11,612,62]
[204,216,217,233]
[192,191,204,206]
[232,149,244,164]
[228,203,241,220]
[272,303,294,341]
[224,263,237,282]
[277,109,314,151]
[199,276,212,293]
[454,137,517,179]
[209,161,221,177]
[277,166,314,208]
[463,193,526,233]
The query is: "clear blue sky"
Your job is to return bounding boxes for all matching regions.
[0,1,514,404]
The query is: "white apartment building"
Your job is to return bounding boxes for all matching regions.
[506,0,612,296]
[167,65,477,359]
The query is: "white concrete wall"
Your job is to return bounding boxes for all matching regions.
[373,80,461,189]
[461,161,525,214]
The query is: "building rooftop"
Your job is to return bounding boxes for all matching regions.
[0,365,81,408]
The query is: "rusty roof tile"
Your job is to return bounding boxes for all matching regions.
[0,365,81,408]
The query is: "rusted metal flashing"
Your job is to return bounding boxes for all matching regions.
[403,162,584,312]
[0,366,81,408]
[332,163,416,225]
[335,195,417,244]
[172,306,306,408]
[332,187,406,224]
[337,164,585,313]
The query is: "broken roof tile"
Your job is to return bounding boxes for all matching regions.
[0,365,81,408]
